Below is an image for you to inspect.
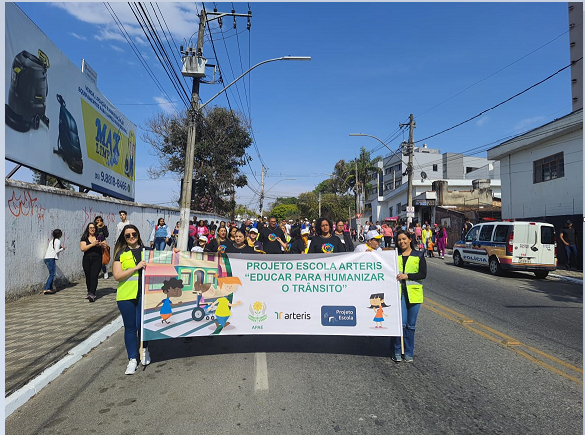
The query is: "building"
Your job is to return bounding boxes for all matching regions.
[365,143,501,227]
[486,3,583,269]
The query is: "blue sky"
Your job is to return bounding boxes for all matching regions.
[5,2,573,212]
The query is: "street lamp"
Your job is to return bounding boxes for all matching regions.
[349,133,414,225]
[259,178,295,218]
[177,56,311,250]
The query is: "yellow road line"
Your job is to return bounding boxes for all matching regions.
[424,297,583,386]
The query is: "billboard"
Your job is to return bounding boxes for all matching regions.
[140,250,402,340]
[5,3,136,201]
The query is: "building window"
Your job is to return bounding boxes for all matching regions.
[396,202,401,213]
[389,206,393,216]
[372,187,377,195]
[534,152,564,183]
[433,164,438,171]
[395,179,401,188]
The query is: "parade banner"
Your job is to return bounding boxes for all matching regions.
[141,251,402,340]
[5,3,136,200]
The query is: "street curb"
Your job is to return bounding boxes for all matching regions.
[5,316,123,419]
[549,274,583,284]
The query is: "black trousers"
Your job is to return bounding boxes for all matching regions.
[82,253,102,296]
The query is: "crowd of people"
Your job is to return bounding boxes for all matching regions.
[42,211,437,374]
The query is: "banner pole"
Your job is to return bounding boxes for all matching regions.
[140,248,146,370]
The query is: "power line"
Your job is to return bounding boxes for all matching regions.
[417,58,582,143]
[103,2,181,113]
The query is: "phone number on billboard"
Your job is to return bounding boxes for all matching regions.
[95,171,127,191]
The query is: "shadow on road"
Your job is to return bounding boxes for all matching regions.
[149,334,394,364]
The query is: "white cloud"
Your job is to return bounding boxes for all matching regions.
[51,2,201,44]
[154,96,179,115]
[69,32,86,41]
[513,116,546,132]
[109,44,124,53]
[475,116,489,127]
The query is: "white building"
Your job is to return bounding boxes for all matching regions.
[365,143,501,224]
[487,109,583,220]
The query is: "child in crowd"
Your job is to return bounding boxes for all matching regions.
[427,240,435,258]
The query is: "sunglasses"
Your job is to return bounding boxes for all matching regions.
[124,232,138,239]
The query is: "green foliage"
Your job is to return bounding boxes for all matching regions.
[142,107,252,215]
[31,171,74,190]
[296,192,354,222]
[235,203,256,219]
[270,204,300,221]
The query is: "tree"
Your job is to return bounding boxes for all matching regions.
[32,170,74,190]
[234,203,256,220]
[270,204,300,221]
[142,107,252,215]
[343,147,382,212]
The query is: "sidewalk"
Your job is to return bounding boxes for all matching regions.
[5,276,121,399]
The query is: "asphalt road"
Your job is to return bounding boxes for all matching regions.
[6,258,583,434]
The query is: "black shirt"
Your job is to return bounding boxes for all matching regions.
[561,227,576,245]
[81,238,103,257]
[224,243,256,254]
[287,238,306,254]
[308,234,346,254]
[259,225,286,254]
[206,238,233,253]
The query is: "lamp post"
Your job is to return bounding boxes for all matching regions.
[349,132,413,225]
[177,56,310,251]
[259,178,295,218]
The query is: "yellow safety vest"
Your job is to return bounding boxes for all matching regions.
[117,248,140,301]
[397,252,424,304]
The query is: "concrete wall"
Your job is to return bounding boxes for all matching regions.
[5,179,227,300]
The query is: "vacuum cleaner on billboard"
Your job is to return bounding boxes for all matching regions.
[54,94,83,174]
[5,49,51,132]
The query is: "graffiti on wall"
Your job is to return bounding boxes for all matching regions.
[82,207,117,230]
[8,190,46,222]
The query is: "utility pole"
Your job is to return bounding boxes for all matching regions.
[259,165,265,218]
[400,114,415,225]
[355,159,360,232]
[318,191,322,216]
[177,8,252,250]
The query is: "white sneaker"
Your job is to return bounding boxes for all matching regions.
[141,348,151,366]
[125,358,138,375]
[104,272,109,279]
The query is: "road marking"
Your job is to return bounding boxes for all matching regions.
[424,297,583,386]
[254,352,269,392]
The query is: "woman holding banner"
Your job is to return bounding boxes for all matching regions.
[391,230,427,363]
[113,224,151,375]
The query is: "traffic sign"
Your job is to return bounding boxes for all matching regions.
[406,206,415,213]
[356,213,362,218]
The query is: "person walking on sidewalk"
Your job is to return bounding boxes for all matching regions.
[80,222,107,302]
[112,224,152,375]
[390,230,427,363]
[116,210,130,240]
[149,218,171,251]
[435,224,447,259]
[43,229,65,294]
[94,216,110,279]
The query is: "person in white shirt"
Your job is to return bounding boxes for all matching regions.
[116,210,131,239]
[354,230,383,252]
[44,229,65,294]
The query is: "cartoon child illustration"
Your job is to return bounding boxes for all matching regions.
[155,277,184,324]
[206,276,243,331]
[368,293,389,329]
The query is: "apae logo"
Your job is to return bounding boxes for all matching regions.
[248,301,268,330]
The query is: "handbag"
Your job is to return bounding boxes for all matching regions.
[101,245,111,265]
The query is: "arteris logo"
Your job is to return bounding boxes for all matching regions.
[248,301,268,323]
[275,311,311,320]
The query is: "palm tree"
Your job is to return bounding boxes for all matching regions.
[344,147,382,214]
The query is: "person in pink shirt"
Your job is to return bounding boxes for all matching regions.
[196,220,209,237]
[415,222,422,245]
[381,223,394,248]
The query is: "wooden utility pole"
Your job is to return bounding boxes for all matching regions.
[400,114,416,225]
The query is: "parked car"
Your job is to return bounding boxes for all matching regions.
[452,221,556,279]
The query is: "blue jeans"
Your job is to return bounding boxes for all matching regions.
[44,258,56,290]
[117,298,148,360]
[390,292,421,357]
[154,237,166,251]
[565,244,578,268]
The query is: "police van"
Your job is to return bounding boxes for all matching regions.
[452,221,556,278]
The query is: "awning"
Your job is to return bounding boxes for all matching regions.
[145,264,178,277]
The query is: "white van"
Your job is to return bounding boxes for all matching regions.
[452,221,556,278]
